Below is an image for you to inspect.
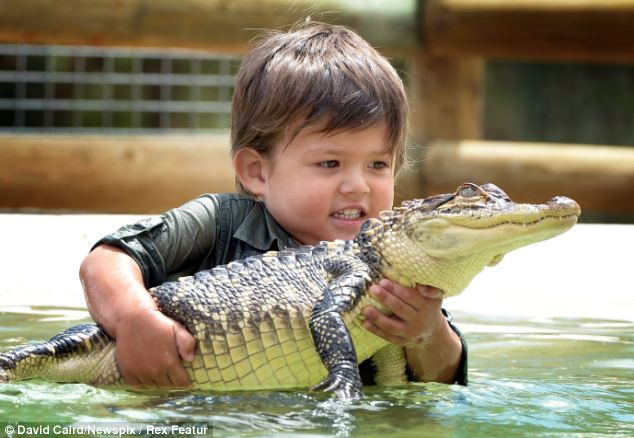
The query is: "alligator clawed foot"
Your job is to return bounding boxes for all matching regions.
[312,368,364,401]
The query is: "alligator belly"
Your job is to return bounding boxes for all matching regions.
[186,313,328,390]
[184,315,388,391]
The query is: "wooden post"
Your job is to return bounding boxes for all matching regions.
[423,0,634,62]
[422,140,634,213]
[0,0,417,57]
[0,134,235,213]
[397,54,485,203]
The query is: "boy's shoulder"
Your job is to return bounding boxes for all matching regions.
[200,193,295,251]
[210,192,259,208]
[189,192,256,211]
[192,192,264,224]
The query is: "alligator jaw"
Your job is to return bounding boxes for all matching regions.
[407,186,581,259]
[362,183,581,296]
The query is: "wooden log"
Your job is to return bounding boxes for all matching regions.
[423,0,634,62]
[422,140,634,213]
[0,134,235,213]
[4,0,633,62]
[2,135,633,214]
[0,0,417,57]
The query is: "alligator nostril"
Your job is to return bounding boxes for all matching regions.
[548,197,581,215]
[550,196,570,204]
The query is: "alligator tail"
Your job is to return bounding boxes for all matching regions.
[0,324,122,385]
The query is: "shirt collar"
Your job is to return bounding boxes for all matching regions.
[233,202,297,251]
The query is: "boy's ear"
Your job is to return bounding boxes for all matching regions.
[233,148,267,196]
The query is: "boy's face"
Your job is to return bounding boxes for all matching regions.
[259,122,395,245]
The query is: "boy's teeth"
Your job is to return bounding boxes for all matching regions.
[333,209,362,219]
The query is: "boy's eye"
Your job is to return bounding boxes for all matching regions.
[369,161,389,170]
[319,160,339,169]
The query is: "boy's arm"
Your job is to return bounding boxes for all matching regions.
[361,280,465,384]
[80,244,195,388]
[80,195,219,388]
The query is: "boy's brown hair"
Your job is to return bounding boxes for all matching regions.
[231,22,409,195]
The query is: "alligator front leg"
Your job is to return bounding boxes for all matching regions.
[309,264,373,400]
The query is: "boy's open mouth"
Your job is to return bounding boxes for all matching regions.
[332,209,365,220]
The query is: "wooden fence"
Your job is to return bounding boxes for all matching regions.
[1,0,633,213]
[0,134,234,213]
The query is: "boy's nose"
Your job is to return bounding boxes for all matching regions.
[339,170,370,197]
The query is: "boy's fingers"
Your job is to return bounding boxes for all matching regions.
[119,352,171,388]
[167,366,192,388]
[417,285,444,300]
[124,374,142,388]
[157,323,193,388]
[374,281,446,322]
[115,311,193,389]
[130,356,190,389]
[377,280,432,312]
[369,284,418,321]
[362,319,408,346]
[363,306,408,338]
[173,321,196,362]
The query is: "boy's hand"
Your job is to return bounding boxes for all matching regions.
[362,279,445,345]
[362,279,462,383]
[114,308,196,388]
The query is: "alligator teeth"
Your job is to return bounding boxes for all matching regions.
[333,209,362,220]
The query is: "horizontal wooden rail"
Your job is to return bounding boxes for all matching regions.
[0,0,417,57]
[3,136,633,214]
[424,0,634,62]
[3,1,633,63]
[0,134,235,213]
[422,140,634,213]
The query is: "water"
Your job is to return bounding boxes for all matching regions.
[0,307,632,437]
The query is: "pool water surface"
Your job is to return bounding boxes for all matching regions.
[0,307,632,437]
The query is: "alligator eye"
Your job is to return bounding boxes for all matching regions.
[458,186,477,198]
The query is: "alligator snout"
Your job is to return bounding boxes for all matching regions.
[548,196,581,217]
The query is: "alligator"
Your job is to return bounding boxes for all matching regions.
[0,183,580,399]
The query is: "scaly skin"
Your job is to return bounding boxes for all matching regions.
[0,183,580,400]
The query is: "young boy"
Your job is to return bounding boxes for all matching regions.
[79,23,467,390]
